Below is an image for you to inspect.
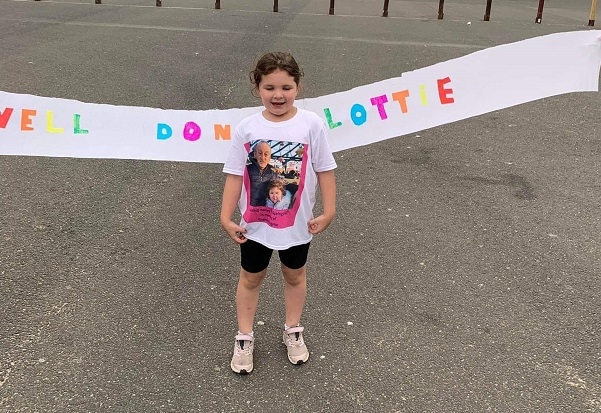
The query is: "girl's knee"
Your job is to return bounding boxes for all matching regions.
[239,269,266,289]
[282,265,306,286]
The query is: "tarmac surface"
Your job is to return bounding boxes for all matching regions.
[1,0,600,412]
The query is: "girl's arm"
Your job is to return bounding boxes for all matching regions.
[220,174,248,243]
[308,170,336,235]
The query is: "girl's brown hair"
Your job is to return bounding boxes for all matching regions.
[250,52,304,90]
[267,179,286,195]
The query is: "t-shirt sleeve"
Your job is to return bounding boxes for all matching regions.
[311,118,337,173]
[222,126,247,176]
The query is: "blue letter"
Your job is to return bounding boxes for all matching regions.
[350,103,367,126]
[157,123,173,140]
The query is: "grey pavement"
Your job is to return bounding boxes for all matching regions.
[1,0,600,412]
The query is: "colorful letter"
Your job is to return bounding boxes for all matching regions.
[183,121,201,141]
[157,123,173,140]
[437,77,454,104]
[0,108,14,128]
[350,104,367,126]
[419,85,428,106]
[46,111,64,133]
[323,108,342,129]
[370,95,389,120]
[21,109,36,131]
[73,114,89,134]
[392,90,410,113]
[214,124,231,140]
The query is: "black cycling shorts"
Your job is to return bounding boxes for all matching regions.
[240,239,311,273]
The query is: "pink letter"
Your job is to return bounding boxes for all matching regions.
[370,95,389,120]
[183,121,201,141]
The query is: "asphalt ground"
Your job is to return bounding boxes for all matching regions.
[1,0,600,412]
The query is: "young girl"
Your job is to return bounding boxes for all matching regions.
[221,52,337,374]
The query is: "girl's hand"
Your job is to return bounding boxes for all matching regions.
[308,214,334,235]
[221,220,248,244]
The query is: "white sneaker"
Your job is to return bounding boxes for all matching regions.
[283,326,309,364]
[231,334,254,374]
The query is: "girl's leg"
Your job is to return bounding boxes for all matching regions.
[236,268,267,334]
[281,264,307,327]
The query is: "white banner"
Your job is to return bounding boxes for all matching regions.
[1,30,600,163]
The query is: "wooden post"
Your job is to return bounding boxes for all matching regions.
[535,0,545,23]
[329,0,335,15]
[383,0,389,17]
[273,0,278,12]
[438,0,444,19]
[589,0,598,26]
[215,0,220,10]
[483,0,492,21]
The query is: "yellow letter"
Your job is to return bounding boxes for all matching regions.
[46,111,64,133]
[419,84,428,106]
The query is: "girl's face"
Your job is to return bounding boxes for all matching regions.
[258,69,299,122]
[269,187,283,203]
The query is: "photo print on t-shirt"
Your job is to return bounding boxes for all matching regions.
[242,139,308,229]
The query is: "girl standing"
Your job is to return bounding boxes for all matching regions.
[220,52,337,374]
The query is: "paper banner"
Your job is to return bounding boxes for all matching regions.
[1,30,600,163]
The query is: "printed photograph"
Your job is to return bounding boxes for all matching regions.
[246,140,305,209]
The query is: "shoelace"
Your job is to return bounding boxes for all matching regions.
[285,332,304,346]
[236,340,253,354]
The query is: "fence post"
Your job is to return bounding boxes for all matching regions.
[215,0,220,10]
[438,0,444,19]
[535,0,545,23]
[383,0,389,17]
[329,0,335,15]
[589,0,598,26]
[483,0,492,21]
[273,0,278,12]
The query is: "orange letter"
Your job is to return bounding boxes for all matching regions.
[214,124,231,140]
[437,77,454,104]
[21,109,37,131]
[392,90,410,113]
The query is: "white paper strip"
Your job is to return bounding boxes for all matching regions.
[1,30,600,163]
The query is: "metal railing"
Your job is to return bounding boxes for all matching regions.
[33,0,599,26]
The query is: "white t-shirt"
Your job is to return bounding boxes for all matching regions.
[223,109,337,250]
